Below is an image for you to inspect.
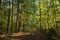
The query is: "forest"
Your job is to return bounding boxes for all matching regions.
[0,0,60,40]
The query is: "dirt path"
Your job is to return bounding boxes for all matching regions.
[0,32,48,40]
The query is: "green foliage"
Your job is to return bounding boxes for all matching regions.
[0,0,60,39]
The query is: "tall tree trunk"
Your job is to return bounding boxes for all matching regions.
[0,0,1,9]
[10,0,13,34]
[7,9,10,33]
[39,0,42,30]
[0,0,1,26]
[53,0,57,30]
[17,3,21,32]
[0,0,3,35]
[4,11,6,33]
[7,0,10,33]
[15,0,20,32]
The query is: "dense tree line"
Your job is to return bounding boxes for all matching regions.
[0,0,60,35]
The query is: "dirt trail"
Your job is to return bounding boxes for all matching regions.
[10,32,31,36]
[0,31,48,40]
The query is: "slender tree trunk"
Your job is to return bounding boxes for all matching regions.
[17,3,21,32]
[10,0,13,34]
[53,0,57,30]
[7,0,10,33]
[39,0,42,31]
[47,1,49,30]
[0,0,2,35]
[15,0,20,32]
[7,9,10,33]
[4,11,6,33]
[0,0,1,26]
[0,0,1,9]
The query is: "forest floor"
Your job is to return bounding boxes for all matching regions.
[0,31,48,40]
